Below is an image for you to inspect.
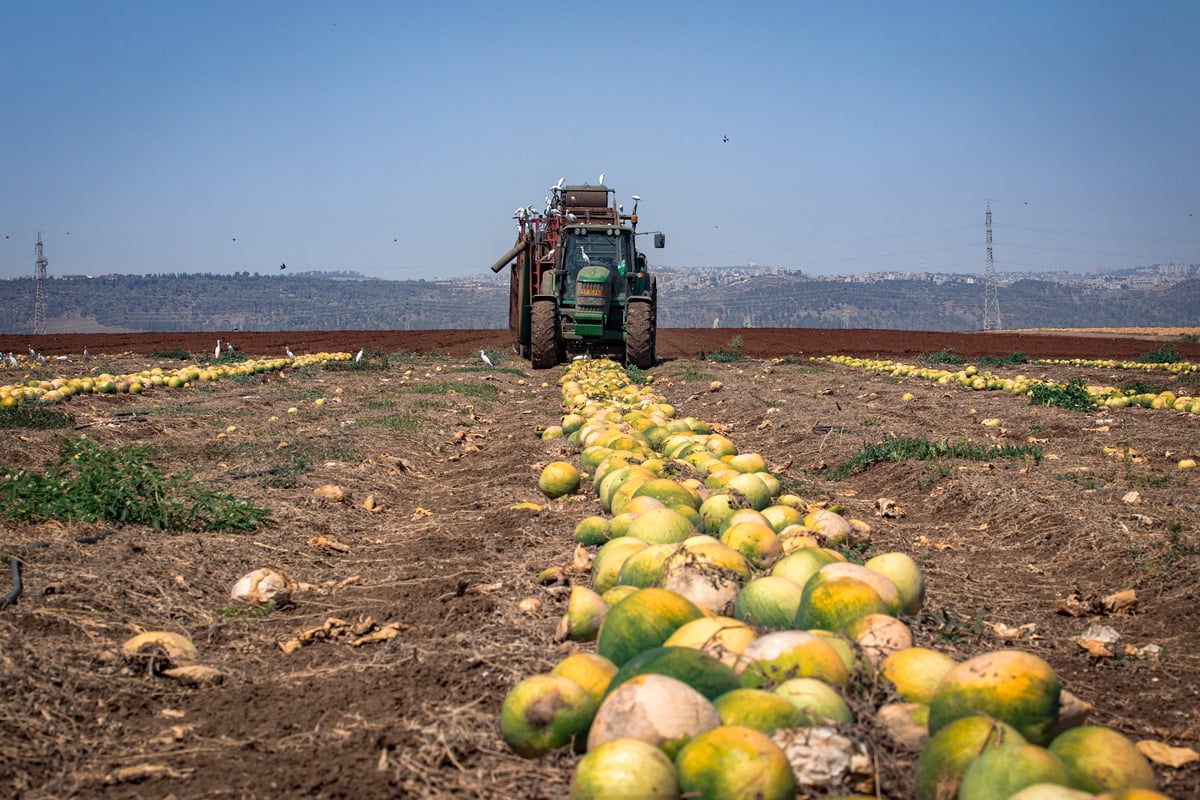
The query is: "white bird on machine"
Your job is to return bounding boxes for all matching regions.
[355,348,364,364]
[285,346,295,361]
[480,349,492,367]
[598,172,604,185]
[554,177,565,191]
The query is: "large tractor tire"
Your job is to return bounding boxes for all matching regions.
[625,300,654,370]
[530,299,560,369]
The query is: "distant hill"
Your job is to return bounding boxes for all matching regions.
[1,268,1196,334]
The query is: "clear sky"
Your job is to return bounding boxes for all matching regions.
[2,1,1197,281]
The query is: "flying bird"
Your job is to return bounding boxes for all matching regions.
[722,135,729,143]
[354,348,364,363]
[285,346,295,361]
[554,177,565,190]
[480,349,492,367]
[279,262,287,270]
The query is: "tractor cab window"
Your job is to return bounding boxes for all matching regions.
[563,230,631,299]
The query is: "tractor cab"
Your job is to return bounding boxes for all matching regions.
[559,226,637,338]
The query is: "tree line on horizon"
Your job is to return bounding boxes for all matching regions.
[0,272,1196,335]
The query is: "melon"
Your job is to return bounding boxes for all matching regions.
[712,688,804,733]
[698,493,739,533]
[914,713,1026,800]
[726,472,772,510]
[499,673,597,758]
[864,551,926,616]
[614,543,676,588]
[587,674,719,758]
[844,613,912,670]
[733,576,804,629]
[570,737,679,800]
[574,515,612,546]
[662,615,756,668]
[760,503,804,532]
[596,588,706,667]
[957,743,1072,800]
[626,507,696,545]
[539,461,581,498]
[880,646,956,704]
[1048,725,1157,793]
[928,649,1061,746]
[720,521,784,569]
[675,725,796,800]
[802,508,853,546]
[794,574,890,633]
[556,585,610,643]
[736,630,850,690]
[814,562,905,616]
[551,652,619,706]
[770,547,844,588]
[591,538,648,595]
[774,677,853,725]
[633,477,702,510]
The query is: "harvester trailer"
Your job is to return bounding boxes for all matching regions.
[491,181,664,369]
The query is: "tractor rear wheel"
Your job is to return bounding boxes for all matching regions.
[625,300,654,369]
[530,299,560,369]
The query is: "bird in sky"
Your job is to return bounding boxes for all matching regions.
[480,349,492,367]
[215,339,222,359]
[279,262,287,270]
[285,346,295,361]
[722,135,729,143]
[355,348,364,363]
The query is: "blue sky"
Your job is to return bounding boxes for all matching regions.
[2,1,1197,281]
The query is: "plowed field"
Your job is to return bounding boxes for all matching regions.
[2,328,1198,799]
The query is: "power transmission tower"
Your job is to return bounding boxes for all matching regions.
[982,202,1001,330]
[33,232,48,335]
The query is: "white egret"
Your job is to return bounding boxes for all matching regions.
[480,349,493,367]
[355,348,364,363]
[285,346,295,361]
[215,339,222,359]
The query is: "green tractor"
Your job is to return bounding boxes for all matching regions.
[491,182,664,369]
